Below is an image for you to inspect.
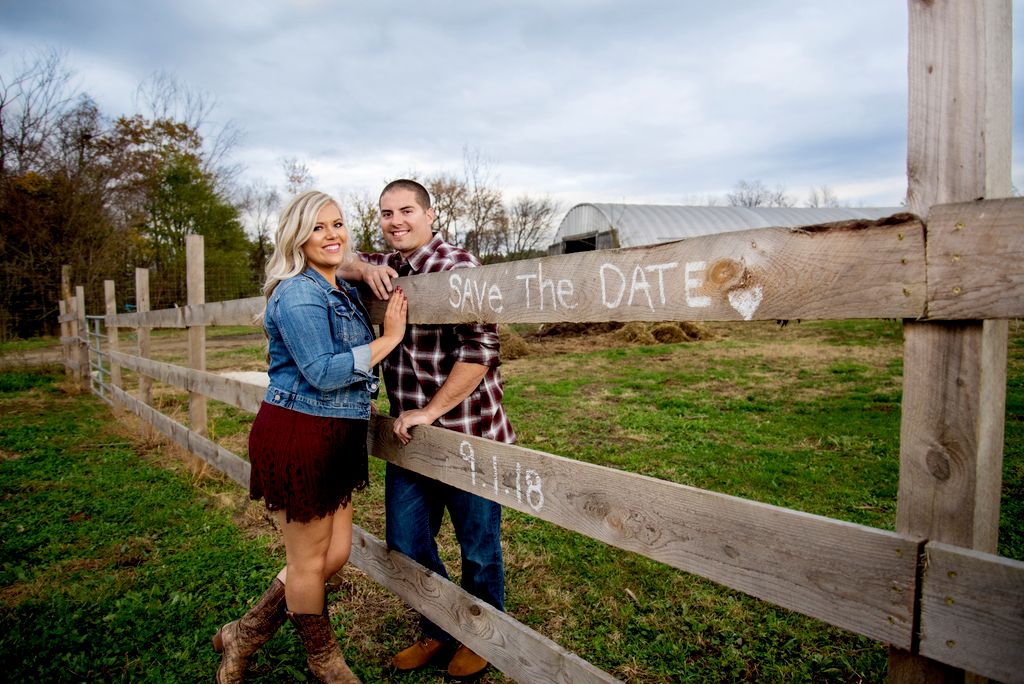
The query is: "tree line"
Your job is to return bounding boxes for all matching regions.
[0,50,560,340]
[2,49,892,341]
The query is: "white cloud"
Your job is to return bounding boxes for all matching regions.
[1,0,1020,211]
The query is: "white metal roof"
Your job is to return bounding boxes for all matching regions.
[552,203,904,249]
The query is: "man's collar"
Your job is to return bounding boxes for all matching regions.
[397,233,444,273]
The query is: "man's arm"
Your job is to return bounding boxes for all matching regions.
[337,258,398,300]
[392,361,488,444]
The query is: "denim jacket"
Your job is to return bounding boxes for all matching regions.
[263,267,380,418]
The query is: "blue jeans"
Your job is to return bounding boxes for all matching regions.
[385,462,504,642]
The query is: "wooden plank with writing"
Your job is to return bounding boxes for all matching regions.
[364,216,925,325]
[368,417,920,647]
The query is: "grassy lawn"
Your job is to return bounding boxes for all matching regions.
[1,319,1021,682]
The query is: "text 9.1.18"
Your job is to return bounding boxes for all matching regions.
[459,441,545,512]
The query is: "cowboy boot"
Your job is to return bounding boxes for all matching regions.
[288,610,361,684]
[212,578,287,683]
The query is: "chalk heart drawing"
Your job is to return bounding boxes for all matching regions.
[728,285,764,321]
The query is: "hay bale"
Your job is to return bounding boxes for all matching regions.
[649,321,716,343]
[677,320,715,341]
[499,326,530,359]
[534,322,622,337]
[650,323,689,343]
[613,322,657,345]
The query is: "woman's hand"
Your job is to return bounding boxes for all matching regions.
[367,287,408,366]
[382,286,408,342]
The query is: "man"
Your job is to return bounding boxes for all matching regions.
[345,179,515,680]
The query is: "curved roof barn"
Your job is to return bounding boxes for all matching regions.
[548,203,903,254]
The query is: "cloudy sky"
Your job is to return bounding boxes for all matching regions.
[2,0,1021,217]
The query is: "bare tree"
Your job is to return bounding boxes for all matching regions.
[806,185,841,208]
[462,147,506,261]
[504,195,559,257]
[0,47,76,176]
[240,180,280,239]
[423,172,467,244]
[239,180,280,278]
[0,53,130,337]
[281,157,314,195]
[134,71,242,188]
[346,191,386,253]
[727,179,794,208]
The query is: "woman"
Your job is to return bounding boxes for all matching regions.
[213,190,407,684]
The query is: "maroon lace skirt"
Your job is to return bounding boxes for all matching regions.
[248,402,369,523]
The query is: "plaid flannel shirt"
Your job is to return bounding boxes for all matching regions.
[361,234,516,443]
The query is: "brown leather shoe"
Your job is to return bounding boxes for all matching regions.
[447,645,488,680]
[391,637,447,671]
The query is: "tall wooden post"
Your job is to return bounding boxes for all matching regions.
[889,1,1012,681]
[187,234,207,436]
[104,280,122,415]
[135,268,153,411]
[60,266,72,377]
[75,285,89,390]
[58,300,69,375]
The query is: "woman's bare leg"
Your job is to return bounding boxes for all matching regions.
[275,511,334,614]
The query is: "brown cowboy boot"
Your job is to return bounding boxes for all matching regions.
[212,578,287,683]
[447,644,489,680]
[392,636,448,670]
[288,610,361,684]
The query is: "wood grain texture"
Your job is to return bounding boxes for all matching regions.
[898,322,989,547]
[363,217,925,325]
[134,268,153,409]
[918,543,1024,684]
[368,416,920,647]
[108,351,264,413]
[906,0,1012,217]
[107,296,264,329]
[926,198,1024,319]
[74,286,89,389]
[186,235,207,437]
[349,526,621,683]
[891,1,1013,680]
[103,280,122,399]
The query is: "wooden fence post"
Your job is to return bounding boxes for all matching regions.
[889,1,1012,681]
[104,280,122,415]
[74,285,89,390]
[187,234,207,436]
[135,267,153,414]
[58,300,67,373]
[60,266,72,377]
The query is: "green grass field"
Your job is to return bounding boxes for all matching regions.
[1,319,1020,682]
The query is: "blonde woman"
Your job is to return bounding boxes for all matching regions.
[213,191,407,683]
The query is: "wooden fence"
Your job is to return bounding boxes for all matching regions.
[53,2,1023,682]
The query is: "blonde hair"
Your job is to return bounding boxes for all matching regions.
[262,190,353,301]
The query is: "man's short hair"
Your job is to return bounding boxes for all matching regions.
[380,179,431,209]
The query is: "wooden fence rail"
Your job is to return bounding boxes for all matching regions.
[98,200,1024,332]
